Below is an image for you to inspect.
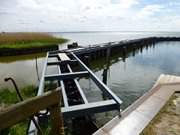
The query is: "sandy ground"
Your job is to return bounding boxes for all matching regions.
[141,93,180,135]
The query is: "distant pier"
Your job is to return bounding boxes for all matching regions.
[50,36,180,61]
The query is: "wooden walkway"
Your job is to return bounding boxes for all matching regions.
[93,74,180,135]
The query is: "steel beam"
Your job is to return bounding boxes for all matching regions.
[67,65,88,104]
[47,60,77,66]
[45,71,89,81]
[57,66,69,107]
[48,54,58,58]
[71,52,122,106]
[38,52,49,96]
[62,100,117,118]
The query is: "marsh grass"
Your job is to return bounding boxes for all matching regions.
[0,85,37,106]
[0,85,37,135]
[0,32,68,49]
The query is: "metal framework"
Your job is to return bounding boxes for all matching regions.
[28,51,122,134]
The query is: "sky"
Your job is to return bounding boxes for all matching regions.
[0,0,180,32]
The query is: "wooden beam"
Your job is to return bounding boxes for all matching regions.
[0,90,62,132]
[50,104,64,135]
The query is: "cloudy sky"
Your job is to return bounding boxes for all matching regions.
[0,0,180,32]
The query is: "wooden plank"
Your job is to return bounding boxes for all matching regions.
[0,90,61,130]
[58,53,70,61]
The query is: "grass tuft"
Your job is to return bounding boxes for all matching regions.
[0,85,37,106]
[0,85,37,135]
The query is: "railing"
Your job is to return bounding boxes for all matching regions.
[0,89,64,135]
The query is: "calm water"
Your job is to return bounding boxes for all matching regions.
[1,32,180,111]
[80,41,180,110]
[53,31,180,47]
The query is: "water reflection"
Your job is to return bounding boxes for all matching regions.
[84,41,180,110]
[0,54,45,88]
[0,53,45,63]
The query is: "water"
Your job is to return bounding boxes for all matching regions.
[53,31,180,47]
[84,41,180,110]
[0,53,46,88]
[1,32,180,109]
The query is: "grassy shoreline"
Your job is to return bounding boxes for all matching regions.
[0,32,68,56]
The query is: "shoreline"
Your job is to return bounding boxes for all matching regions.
[0,45,58,56]
[0,32,68,56]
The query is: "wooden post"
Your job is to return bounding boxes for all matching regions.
[50,90,64,135]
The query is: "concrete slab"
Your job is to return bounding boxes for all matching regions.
[94,129,108,135]
[153,85,174,100]
[156,74,180,85]
[136,96,165,119]
[109,111,149,135]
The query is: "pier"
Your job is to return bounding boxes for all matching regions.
[49,36,180,60]
[28,36,180,134]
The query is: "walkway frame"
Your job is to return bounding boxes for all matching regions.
[28,51,122,134]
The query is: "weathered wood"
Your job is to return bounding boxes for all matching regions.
[50,104,64,135]
[0,90,62,133]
